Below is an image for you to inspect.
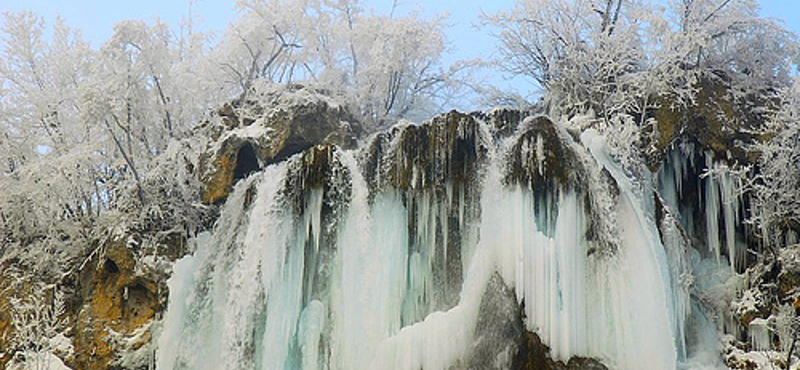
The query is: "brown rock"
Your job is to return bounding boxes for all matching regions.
[199,88,363,204]
[514,330,608,370]
[71,239,161,370]
[362,110,488,193]
[0,298,12,369]
[649,72,775,170]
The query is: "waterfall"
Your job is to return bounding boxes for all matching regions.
[156,115,724,370]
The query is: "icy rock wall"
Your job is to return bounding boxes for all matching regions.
[157,114,700,370]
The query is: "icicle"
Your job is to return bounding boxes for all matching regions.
[330,151,408,370]
[659,208,693,362]
[719,167,741,271]
[705,152,722,266]
[702,154,745,272]
[682,301,726,369]
[582,129,678,370]
[298,300,326,370]
[748,318,771,352]
[535,134,546,176]
[156,165,295,370]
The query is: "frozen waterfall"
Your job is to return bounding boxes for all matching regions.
[156,114,724,370]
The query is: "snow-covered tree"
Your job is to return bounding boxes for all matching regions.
[489,0,796,116]
[487,0,797,171]
[81,19,194,204]
[669,0,797,92]
[748,79,800,249]
[339,11,450,124]
[209,0,456,128]
[0,12,209,255]
[6,285,67,370]
[0,0,462,262]
[487,0,649,118]
[0,12,103,245]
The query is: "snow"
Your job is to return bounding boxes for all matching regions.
[725,343,796,370]
[7,351,72,370]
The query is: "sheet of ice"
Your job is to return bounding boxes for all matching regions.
[329,154,409,370]
[580,129,678,370]
[681,302,727,370]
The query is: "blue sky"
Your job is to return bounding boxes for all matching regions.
[0,0,513,58]
[2,0,798,98]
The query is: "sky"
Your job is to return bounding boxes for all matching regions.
[1,0,798,98]
[0,0,514,61]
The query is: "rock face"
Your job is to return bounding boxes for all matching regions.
[199,87,363,204]
[57,88,364,370]
[284,144,353,305]
[505,116,584,193]
[361,111,490,320]
[514,331,609,370]
[649,73,772,169]
[0,286,13,368]
[471,107,530,140]
[71,238,163,370]
[461,273,610,370]
[4,81,790,370]
[463,274,524,370]
[504,116,618,253]
[362,110,488,193]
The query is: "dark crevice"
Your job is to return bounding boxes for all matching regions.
[234,142,261,182]
[270,138,315,165]
[103,258,119,274]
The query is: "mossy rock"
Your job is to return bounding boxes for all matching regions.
[360,111,488,317]
[200,87,363,204]
[362,110,488,195]
[471,107,528,139]
[281,144,352,217]
[279,144,352,305]
[505,116,583,193]
[393,111,486,191]
[649,72,777,170]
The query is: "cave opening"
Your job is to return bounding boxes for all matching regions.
[234,142,261,182]
[104,258,119,274]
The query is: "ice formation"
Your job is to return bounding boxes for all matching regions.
[156,116,734,370]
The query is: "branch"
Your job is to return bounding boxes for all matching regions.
[608,0,623,36]
[151,75,174,136]
[221,62,248,92]
[103,117,145,204]
[520,18,570,48]
[703,0,734,24]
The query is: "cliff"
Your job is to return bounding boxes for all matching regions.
[0,83,797,370]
